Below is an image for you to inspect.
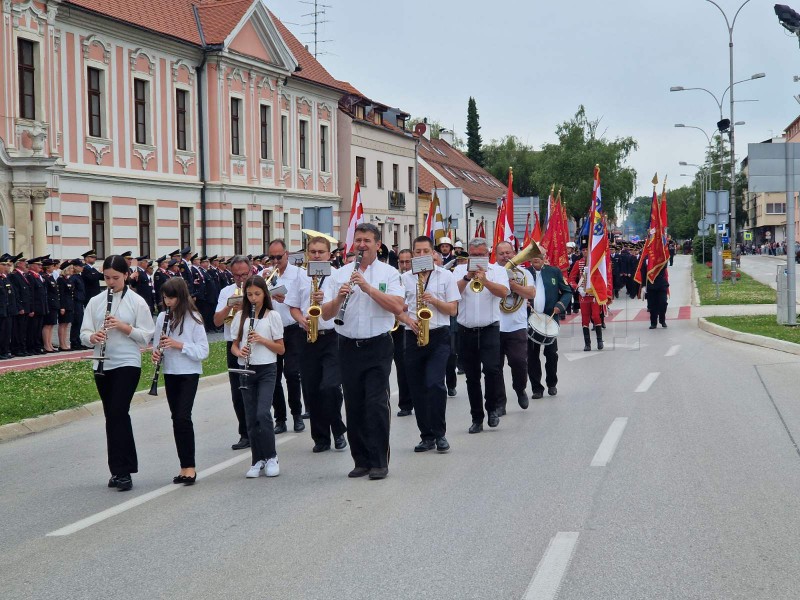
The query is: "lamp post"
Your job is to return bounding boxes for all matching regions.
[680,162,709,263]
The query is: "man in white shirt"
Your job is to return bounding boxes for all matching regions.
[265,240,305,434]
[213,255,253,450]
[496,241,537,413]
[287,236,347,453]
[452,238,510,433]
[398,236,460,453]
[321,223,404,480]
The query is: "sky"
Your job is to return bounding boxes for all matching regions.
[272,0,800,203]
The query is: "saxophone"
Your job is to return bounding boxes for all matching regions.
[307,275,321,343]
[416,272,432,347]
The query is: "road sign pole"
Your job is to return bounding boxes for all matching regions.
[786,143,797,325]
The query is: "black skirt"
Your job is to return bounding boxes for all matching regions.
[44,310,59,326]
[58,310,73,325]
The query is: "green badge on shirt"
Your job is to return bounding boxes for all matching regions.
[551,277,556,285]
[379,282,387,292]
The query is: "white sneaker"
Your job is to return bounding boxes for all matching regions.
[246,460,265,478]
[265,457,280,477]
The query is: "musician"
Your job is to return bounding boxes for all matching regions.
[57,262,75,350]
[265,239,305,435]
[231,275,285,479]
[495,241,536,412]
[287,236,347,453]
[452,238,509,433]
[213,255,253,450]
[527,245,572,398]
[321,223,404,480]
[394,249,413,417]
[0,254,17,359]
[568,242,609,351]
[80,249,103,305]
[9,255,31,356]
[152,277,209,486]
[397,236,459,453]
[80,255,156,492]
[69,260,87,350]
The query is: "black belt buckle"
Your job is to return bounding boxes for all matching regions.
[354,332,387,348]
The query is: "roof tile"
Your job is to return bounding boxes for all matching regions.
[418,138,505,205]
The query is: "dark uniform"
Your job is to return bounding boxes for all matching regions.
[9,260,31,355]
[81,259,103,305]
[26,264,47,354]
[70,267,86,349]
[44,269,60,327]
[640,259,669,328]
[132,266,155,313]
[58,268,75,325]
[0,255,18,358]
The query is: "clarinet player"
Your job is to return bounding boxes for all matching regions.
[80,255,155,492]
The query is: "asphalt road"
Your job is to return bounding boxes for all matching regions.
[3,255,800,599]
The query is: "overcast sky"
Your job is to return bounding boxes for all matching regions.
[273,0,800,202]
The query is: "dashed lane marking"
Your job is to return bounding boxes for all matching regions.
[665,345,681,357]
[523,531,580,600]
[635,372,660,393]
[590,417,629,467]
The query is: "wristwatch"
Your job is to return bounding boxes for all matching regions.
[463,275,471,282]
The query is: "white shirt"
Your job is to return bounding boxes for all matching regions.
[286,267,337,331]
[531,268,546,314]
[154,310,209,375]
[216,282,242,342]
[270,263,302,328]
[452,262,510,328]
[401,267,460,330]
[230,309,284,366]
[80,289,156,370]
[328,259,404,339]
[499,266,530,333]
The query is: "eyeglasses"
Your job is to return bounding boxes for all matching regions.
[268,254,285,261]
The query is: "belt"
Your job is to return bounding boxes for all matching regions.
[316,328,335,337]
[460,322,499,332]
[343,332,390,348]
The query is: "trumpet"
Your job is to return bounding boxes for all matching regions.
[229,304,257,389]
[334,250,364,326]
[416,273,432,347]
[307,275,322,343]
[262,267,279,289]
[148,307,171,396]
[84,288,114,376]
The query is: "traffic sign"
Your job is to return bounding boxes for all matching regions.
[743,231,753,241]
[722,236,730,244]
[717,223,727,233]
[722,250,732,259]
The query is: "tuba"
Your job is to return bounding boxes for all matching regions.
[307,275,321,343]
[499,242,540,314]
[416,273,432,346]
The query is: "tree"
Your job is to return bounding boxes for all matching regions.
[483,136,538,196]
[466,97,485,167]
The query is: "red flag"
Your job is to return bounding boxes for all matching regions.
[660,181,669,229]
[531,211,542,243]
[553,200,570,278]
[523,213,531,247]
[644,183,669,283]
[490,200,506,263]
[586,165,609,305]
[345,180,365,252]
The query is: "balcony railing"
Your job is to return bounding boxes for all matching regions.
[389,190,405,210]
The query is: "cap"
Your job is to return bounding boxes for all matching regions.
[71,259,85,267]
[42,259,56,267]
[13,253,25,263]
[168,259,178,267]
[191,253,198,261]
[29,256,43,265]
[454,241,464,249]
[81,249,97,258]
[200,256,208,261]
[135,255,149,261]
[209,255,218,262]
[566,241,576,248]
[437,237,453,247]
[169,249,181,258]
[180,246,192,256]
[155,255,167,264]
[121,251,132,258]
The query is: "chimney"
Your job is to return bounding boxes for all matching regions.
[440,128,455,146]
[422,118,431,141]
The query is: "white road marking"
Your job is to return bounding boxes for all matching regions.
[635,372,660,393]
[563,352,602,362]
[665,345,681,357]
[611,341,647,350]
[590,418,629,467]
[523,531,580,600]
[47,436,296,537]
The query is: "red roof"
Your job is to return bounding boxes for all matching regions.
[418,138,505,205]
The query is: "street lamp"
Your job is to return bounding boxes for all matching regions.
[670,73,764,119]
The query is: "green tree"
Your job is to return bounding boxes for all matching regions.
[623,195,652,239]
[466,97,485,167]
[483,136,538,196]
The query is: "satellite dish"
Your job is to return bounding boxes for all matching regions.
[414,123,427,137]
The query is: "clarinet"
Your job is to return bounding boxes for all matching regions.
[229,304,257,389]
[334,250,364,326]
[148,307,171,396]
[95,288,114,376]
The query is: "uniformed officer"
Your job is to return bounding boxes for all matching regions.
[152,256,169,310]
[179,247,195,296]
[42,259,60,352]
[0,254,17,359]
[69,260,87,350]
[80,249,103,305]
[320,222,405,480]
[130,256,155,313]
[26,256,48,355]
[57,261,75,350]
[203,256,221,331]
[8,255,30,356]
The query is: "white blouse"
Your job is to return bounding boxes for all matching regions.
[154,310,209,375]
[230,309,284,366]
[80,289,155,370]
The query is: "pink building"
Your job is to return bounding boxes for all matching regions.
[0,0,347,259]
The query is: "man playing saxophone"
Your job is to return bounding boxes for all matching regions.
[287,237,347,454]
[397,236,460,454]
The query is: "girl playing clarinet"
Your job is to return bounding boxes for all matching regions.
[152,277,208,485]
[80,255,155,491]
[230,276,285,479]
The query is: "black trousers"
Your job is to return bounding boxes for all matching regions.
[12,314,27,353]
[70,304,84,347]
[647,289,668,324]
[528,337,559,393]
[95,366,141,476]
[300,330,346,445]
[226,342,248,438]
[164,373,199,468]
[26,314,43,351]
[458,323,502,423]
[404,327,449,441]
[392,327,411,411]
[499,329,529,407]
[273,324,303,422]
[339,333,393,469]
[0,315,11,355]
[446,317,458,389]
[241,363,278,464]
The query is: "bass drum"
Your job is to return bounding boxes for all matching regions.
[527,311,560,346]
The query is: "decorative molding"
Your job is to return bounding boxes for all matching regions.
[297,96,312,111]
[30,188,48,202]
[226,67,246,86]
[258,77,275,92]
[11,187,31,202]
[175,153,195,175]
[85,140,111,165]
[2,1,11,15]
[318,103,333,118]
[320,175,331,192]
[248,70,256,90]
[46,5,57,25]
[171,59,195,84]
[133,146,156,170]
[82,34,111,64]
[281,92,291,105]
[129,47,156,75]
[15,119,48,155]
[231,157,246,176]
[53,30,61,49]
[9,0,48,24]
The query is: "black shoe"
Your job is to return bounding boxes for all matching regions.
[334,434,348,450]
[531,391,543,400]
[231,437,250,450]
[414,439,436,452]
[447,388,457,397]
[487,412,500,428]
[173,474,196,485]
[518,392,529,409]
[456,369,465,375]
[548,387,557,396]
[348,467,369,478]
[293,416,305,432]
[649,324,657,329]
[468,422,483,434]
[301,412,311,419]
[496,406,507,416]
[436,437,450,453]
[368,467,388,480]
[661,322,668,328]
[108,475,120,488]
[397,409,413,417]
[115,474,132,492]
[312,443,331,453]
[274,422,287,434]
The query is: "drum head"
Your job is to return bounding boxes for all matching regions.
[528,312,560,345]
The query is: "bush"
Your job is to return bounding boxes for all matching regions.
[693,234,716,264]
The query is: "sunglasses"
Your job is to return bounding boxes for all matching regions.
[268,254,285,261]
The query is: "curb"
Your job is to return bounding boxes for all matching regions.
[697,317,800,357]
[0,372,230,444]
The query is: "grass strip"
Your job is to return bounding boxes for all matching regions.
[692,262,775,305]
[0,340,228,426]
[706,315,800,345]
